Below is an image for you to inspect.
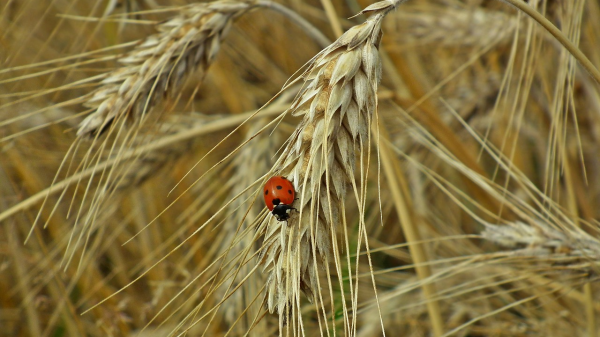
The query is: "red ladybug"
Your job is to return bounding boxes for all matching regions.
[263,176,296,221]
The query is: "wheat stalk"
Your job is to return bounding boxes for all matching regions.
[257,0,405,321]
[77,1,256,137]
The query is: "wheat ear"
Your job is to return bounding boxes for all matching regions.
[77,1,255,137]
[482,221,600,265]
[399,7,515,46]
[258,0,405,319]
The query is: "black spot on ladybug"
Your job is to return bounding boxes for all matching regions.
[272,198,281,205]
[265,190,268,195]
[276,185,282,190]
[288,190,292,194]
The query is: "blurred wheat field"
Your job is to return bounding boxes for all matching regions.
[1,0,600,336]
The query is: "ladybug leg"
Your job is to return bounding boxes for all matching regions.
[287,207,298,220]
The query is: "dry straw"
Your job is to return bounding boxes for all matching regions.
[257,0,405,321]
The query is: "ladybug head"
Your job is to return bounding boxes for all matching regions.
[272,204,295,221]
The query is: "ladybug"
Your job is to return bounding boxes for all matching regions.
[263,176,296,221]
